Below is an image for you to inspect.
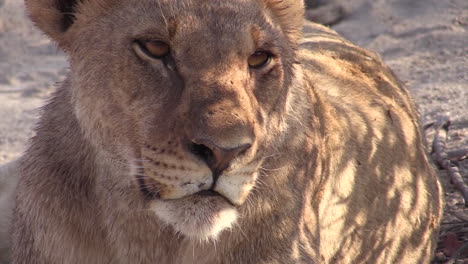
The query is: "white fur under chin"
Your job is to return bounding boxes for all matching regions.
[150,196,238,241]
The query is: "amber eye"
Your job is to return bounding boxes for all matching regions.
[248,51,271,68]
[137,40,170,59]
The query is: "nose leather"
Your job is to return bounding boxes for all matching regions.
[190,138,252,176]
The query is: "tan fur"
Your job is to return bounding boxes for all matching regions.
[10,0,442,263]
[0,160,18,264]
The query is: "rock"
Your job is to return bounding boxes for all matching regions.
[305,2,346,26]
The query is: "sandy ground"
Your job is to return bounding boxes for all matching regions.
[0,0,467,261]
[0,0,68,162]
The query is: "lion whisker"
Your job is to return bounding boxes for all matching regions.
[258,165,285,172]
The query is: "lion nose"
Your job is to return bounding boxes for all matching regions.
[189,138,252,175]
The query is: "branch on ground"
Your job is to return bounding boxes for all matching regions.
[429,115,468,207]
[445,209,468,222]
[447,148,468,161]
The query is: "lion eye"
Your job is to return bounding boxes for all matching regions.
[248,51,271,68]
[137,40,170,59]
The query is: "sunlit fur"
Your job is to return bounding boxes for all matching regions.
[7,0,443,263]
[150,196,238,240]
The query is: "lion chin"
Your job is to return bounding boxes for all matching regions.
[150,192,238,240]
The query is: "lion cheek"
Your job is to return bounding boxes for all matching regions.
[214,173,257,206]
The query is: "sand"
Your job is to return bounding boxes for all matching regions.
[0,0,68,162]
[0,0,467,261]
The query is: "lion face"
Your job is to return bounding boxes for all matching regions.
[56,0,301,240]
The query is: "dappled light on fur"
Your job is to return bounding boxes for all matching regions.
[7,0,442,263]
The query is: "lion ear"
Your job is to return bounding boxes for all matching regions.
[262,0,305,44]
[25,0,111,49]
[25,0,81,47]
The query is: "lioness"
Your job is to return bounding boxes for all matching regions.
[10,0,442,263]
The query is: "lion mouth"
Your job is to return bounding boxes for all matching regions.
[195,189,235,206]
[137,175,235,205]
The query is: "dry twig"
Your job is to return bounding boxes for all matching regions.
[445,209,468,222]
[430,116,468,207]
[447,148,468,161]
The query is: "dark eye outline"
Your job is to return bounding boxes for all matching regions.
[248,51,272,69]
[134,40,171,60]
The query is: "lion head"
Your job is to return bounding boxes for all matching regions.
[25,0,306,240]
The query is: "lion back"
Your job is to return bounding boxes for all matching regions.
[298,22,443,263]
